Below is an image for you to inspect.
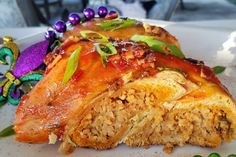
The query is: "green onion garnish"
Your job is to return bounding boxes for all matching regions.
[228,154,236,157]
[212,66,226,75]
[96,18,137,31]
[130,35,185,59]
[50,40,62,50]
[95,43,117,65]
[80,30,109,43]
[62,47,81,84]
[79,30,118,65]
[0,125,15,138]
[208,152,221,157]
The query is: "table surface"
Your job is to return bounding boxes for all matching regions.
[0,19,235,40]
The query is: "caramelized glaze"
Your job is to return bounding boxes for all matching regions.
[14,19,230,143]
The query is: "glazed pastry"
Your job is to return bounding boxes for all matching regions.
[14,16,236,154]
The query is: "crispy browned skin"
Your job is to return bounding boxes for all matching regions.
[14,18,236,153]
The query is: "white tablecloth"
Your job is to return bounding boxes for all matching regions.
[0,27,47,40]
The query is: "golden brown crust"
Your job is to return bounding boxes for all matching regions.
[14,18,236,154]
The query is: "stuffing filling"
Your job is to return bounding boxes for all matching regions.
[61,71,234,154]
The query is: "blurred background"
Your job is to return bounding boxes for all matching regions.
[0,0,236,28]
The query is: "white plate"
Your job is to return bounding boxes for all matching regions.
[0,22,236,157]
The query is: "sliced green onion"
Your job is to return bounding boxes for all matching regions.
[0,125,15,138]
[131,35,185,59]
[193,155,202,157]
[95,43,117,65]
[50,40,62,50]
[208,152,221,157]
[96,18,137,31]
[212,66,226,75]
[80,30,118,65]
[80,30,108,43]
[63,47,81,84]
[228,154,236,157]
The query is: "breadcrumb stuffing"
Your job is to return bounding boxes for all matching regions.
[48,132,57,144]
[163,143,174,154]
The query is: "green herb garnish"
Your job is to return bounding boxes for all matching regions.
[50,40,62,50]
[96,18,137,31]
[0,125,15,138]
[193,152,235,157]
[208,153,221,157]
[95,43,117,65]
[80,30,109,43]
[80,30,117,65]
[212,66,226,75]
[208,152,221,157]
[131,35,185,59]
[62,47,81,84]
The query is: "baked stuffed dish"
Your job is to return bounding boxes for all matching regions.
[10,7,236,154]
